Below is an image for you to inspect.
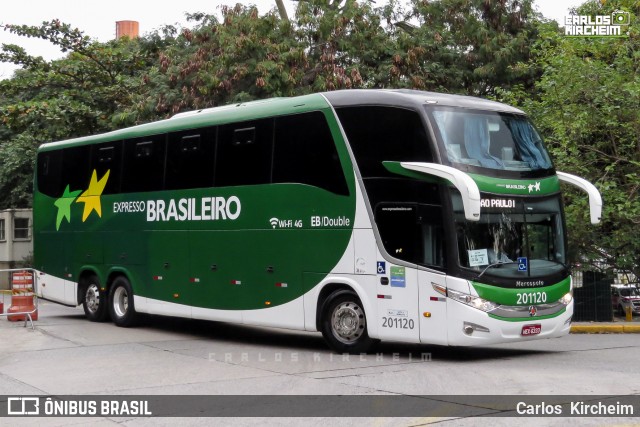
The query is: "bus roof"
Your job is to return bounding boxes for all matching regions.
[323,89,525,114]
[38,93,330,151]
[38,89,524,152]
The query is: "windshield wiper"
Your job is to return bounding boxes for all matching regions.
[477,261,519,278]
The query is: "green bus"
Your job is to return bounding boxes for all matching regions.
[34,90,602,352]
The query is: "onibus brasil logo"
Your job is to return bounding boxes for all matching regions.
[564,10,631,37]
[54,169,110,230]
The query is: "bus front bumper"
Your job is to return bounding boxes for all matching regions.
[444,299,573,346]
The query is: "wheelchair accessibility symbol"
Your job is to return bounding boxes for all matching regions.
[377,261,386,275]
[517,257,528,272]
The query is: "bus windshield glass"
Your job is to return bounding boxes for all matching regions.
[452,192,566,280]
[429,107,553,172]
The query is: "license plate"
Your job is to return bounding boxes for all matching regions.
[521,324,541,336]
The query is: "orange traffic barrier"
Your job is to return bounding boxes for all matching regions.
[7,270,37,321]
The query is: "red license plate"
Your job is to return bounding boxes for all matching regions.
[521,324,541,336]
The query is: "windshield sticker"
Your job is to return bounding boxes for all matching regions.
[518,257,529,272]
[390,266,406,288]
[468,249,489,267]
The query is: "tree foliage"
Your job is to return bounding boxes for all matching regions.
[0,20,159,207]
[1,0,638,275]
[393,0,540,95]
[130,1,394,121]
[497,0,640,278]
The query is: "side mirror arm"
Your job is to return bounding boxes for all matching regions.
[557,171,603,224]
[383,161,481,221]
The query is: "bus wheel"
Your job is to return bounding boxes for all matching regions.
[82,275,109,322]
[321,290,375,354]
[109,276,138,327]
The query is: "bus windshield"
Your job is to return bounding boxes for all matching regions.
[452,192,566,280]
[429,107,553,172]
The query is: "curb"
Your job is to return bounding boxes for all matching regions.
[571,324,640,334]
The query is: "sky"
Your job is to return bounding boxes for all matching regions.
[0,0,584,80]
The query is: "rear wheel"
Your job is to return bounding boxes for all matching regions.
[321,290,376,353]
[82,275,109,322]
[108,276,138,327]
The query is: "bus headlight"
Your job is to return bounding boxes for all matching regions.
[560,292,573,306]
[447,288,499,312]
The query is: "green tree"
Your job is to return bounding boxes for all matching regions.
[0,20,159,208]
[391,0,541,95]
[499,1,640,278]
[132,1,393,120]
[131,5,305,119]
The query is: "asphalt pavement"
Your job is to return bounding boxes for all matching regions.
[2,294,639,334]
[1,298,640,426]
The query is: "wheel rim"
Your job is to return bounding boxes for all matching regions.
[85,284,100,314]
[113,286,129,318]
[331,301,365,344]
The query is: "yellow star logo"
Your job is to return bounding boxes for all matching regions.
[76,169,110,222]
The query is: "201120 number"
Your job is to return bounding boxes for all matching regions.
[517,292,547,305]
[382,317,415,329]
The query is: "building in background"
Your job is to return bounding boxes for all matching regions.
[0,209,32,290]
[116,20,139,39]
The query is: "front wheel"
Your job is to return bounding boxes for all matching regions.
[321,290,376,354]
[108,276,138,327]
[82,275,109,322]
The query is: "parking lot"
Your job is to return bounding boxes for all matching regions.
[1,300,640,426]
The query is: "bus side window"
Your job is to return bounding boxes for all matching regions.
[273,111,349,196]
[62,145,92,195]
[375,203,445,269]
[335,106,434,178]
[166,127,216,190]
[216,119,273,187]
[37,150,63,197]
[90,141,122,194]
[122,135,166,193]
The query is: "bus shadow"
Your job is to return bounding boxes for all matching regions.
[138,314,329,351]
[376,341,552,362]
[133,314,552,362]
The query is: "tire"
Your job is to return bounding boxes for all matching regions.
[82,275,109,322]
[108,276,138,327]
[321,290,376,354]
